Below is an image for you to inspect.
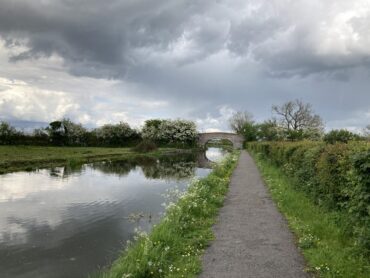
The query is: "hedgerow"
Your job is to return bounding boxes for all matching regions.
[247,141,370,256]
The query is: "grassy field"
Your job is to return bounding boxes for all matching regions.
[251,151,370,278]
[97,151,239,278]
[0,146,190,174]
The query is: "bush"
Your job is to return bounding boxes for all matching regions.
[324,129,361,144]
[132,140,157,153]
[247,141,370,255]
[241,122,258,142]
[0,121,21,145]
[142,119,197,146]
[93,122,140,147]
[0,118,197,148]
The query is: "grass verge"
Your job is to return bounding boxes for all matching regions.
[0,146,196,174]
[98,151,239,278]
[250,151,370,278]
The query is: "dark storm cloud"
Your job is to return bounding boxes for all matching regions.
[1,0,370,79]
[0,0,369,131]
[0,0,220,78]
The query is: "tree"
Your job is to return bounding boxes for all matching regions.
[324,129,361,144]
[272,99,324,140]
[240,122,258,142]
[0,121,19,145]
[94,122,138,146]
[142,119,198,145]
[363,125,370,140]
[46,119,88,146]
[32,128,49,144]
[61,119,88,145]
[46,121,66,145]
[229,111,254,134]
[141,119,165,142]
[256,119,282,141]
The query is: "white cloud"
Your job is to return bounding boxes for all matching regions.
[196,106,236,132]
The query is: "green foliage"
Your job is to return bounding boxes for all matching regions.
[240,122,258,142]
[133,140,158,153]
[256,120,281,141]
[99,152,239,278]
[93,121,139,146]
[247,141,370,257]
[0,121,19,144]
[144,119,163,129]
[62,118,88,145]
[0,118,198,148]
[43,119,141,147]
[46,120,65,145]
[44,119,88,146]
[363,125,370,140]
[348,151,370,250]
[46,119,89,146]
[324,129,361,144]
[228,111,254,134]
[251,153,370,277]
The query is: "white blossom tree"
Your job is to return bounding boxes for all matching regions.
[142,119,197,145]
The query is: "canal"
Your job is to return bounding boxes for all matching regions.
[0,148,227,278]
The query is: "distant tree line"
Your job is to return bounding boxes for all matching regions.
[1,99,368,147]
[0,118,198,147]
[229,99,370,143]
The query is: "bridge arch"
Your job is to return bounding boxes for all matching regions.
[198,132,244,149]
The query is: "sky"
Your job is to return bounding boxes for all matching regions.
[0,0,369,132]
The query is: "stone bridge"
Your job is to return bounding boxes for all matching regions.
[198,132,244,149]
[197,152,213,169]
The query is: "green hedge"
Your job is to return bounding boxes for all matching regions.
[247,141,370,256]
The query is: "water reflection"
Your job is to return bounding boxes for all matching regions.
[0,150,227,278]
[91,154,199,180]
[205,147,229,162]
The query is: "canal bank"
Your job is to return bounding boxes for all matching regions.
[0,146,197,174]
[99,151,239,278]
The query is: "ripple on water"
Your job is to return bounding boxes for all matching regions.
[0,153,215,278]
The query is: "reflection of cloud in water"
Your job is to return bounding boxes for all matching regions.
[0,168,74,202]
[205,147,227,162]
[0,169,156,245]
[0,155,211,278]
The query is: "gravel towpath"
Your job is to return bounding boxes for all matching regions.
[199,151,309,278]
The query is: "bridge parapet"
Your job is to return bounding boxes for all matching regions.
[198,132,244,149]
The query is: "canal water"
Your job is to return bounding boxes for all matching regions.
[0,148,226,278]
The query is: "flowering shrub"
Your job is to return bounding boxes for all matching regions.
[61,119,88,145]
[142,119,198,146]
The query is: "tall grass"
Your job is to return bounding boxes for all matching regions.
[98,151,239,278]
